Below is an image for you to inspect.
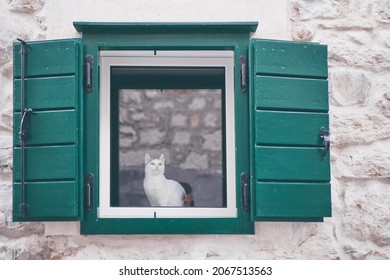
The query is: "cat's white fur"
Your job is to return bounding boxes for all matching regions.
[143,153,186,207]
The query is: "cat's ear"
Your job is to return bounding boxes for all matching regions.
[159,154,165,163]
[145,153,151,165]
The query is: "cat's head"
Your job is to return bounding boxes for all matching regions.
[144,153,165,176]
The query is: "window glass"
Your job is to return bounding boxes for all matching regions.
[99,51,236,218]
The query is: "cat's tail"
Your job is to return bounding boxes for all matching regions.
[179,182,194,207]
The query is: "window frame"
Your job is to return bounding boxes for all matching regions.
[77,22,256,234]
[99,50,237,219]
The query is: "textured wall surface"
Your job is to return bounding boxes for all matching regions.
[1,0,389,259]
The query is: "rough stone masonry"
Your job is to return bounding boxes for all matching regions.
[0,0,390,259]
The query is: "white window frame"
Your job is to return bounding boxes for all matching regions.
[99,50,236,218]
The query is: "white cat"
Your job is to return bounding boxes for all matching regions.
[143,153,186,207]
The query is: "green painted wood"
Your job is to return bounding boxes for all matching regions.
[80,24,255,234]
[255,146,330,182]
[253,40,328,78]
[255,111,329,146]
[14,145,76,181]
[14,39,79,78]
[73,21,259,34]
[13,38,81,222]
[255,182,331,218]
[81,216,255,235]
[14,110,76,146]
[249,38,331,222]
[13,181,78,221]
[14,76,76,110]
[254,76,328,112]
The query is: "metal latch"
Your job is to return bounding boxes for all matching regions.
[239,55,248,93]
[321,128,330,160]
[241,172,250,212]
[19,108,33,143]
[85,172,94,212]
[85,55,93,93]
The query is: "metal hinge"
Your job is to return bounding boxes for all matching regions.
[85,172,94,212]
[239,55,248,93]
[84,55,93,93]
[17,38,32,217]
[241,172,250,212]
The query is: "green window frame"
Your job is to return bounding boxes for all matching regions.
[12,22,331,235]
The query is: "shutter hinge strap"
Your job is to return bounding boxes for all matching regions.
[17,38,32,217]
[85,172,94,212]
[241,172,250,212]
[240,55,248,93]
[85,55,93,93]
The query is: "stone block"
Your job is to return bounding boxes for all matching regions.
[139,128,166,146]
[334,147,390,179]
[171,114,187,127]
[341,181,390,248]
[202,130,222,151]
[290,0,339,21]
[329,44,390,72]
[8,0,45,13]
[329,70,371,106]
[374,0,390,24]
[377,92,390,118]
[291,23,313,42]
[189,97,206,110]
[180,152,208,170]
[172,131,191,145]
[331,110,390,146]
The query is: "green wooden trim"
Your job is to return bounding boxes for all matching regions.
[255,182,331,218]
[255,146,330,182]
[253,40,328,78]
[74,22,258,34]
[14,76,76,110]
[255,111,329,146]
[254,76,329,112]
[81,29,254,234]
[14,110,76,146]
[13,181,78,221]
[14,145,76,181]
[81,217,254,235]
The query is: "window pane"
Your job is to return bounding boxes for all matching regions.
[116,89,224,208]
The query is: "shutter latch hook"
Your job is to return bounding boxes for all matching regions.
[321,128,330,160]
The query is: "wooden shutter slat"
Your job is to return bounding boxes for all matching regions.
[13,182,78,220]
[14,110,76,146]
[14,40,79,78]
[255,183,331,218]
[253,40,328,78]
[255,111,329,146]
[14,76,76,110]
[255,146,330,182]
[14,145,76,181]
[254,76,328,112]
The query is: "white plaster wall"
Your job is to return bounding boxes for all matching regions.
[1,0,389,260]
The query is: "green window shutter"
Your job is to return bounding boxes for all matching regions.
[250,39,331,222]
[13,39,81,221]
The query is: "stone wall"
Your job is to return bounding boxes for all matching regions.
[1,0,390,260]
